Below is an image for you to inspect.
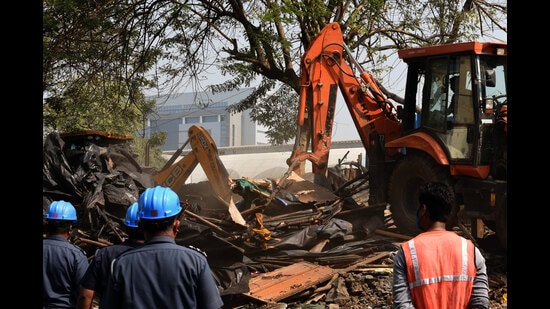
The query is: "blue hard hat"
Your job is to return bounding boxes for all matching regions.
[44,200,77,221]
[124,202,140,228]
[138,186,182,220]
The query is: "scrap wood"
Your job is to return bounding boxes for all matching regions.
[309,239,330,253]
[262,209,322,228]
[252,258,304,267]
[374,228,412,241]
[184,209,229,235]
[240,204,268,217]
[315,254,365,267]
[264,216,321,229]
[305,292,326,304]
[77,237,112,248]
[339,251,391,273]
[264,208,316,221]
[312,273,339,293]
[352,264,394,270]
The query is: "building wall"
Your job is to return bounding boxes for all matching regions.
[241,110,257,145]
[229,110,242,147]
[151,118,182,150]
[147,88,260,151]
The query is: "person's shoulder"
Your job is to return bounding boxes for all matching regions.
[43,235,67,244]
[70,243,87,256]
[95,243,133,257]
[183,245,207,258]
[50,236,86,255]
[114,244,142,258]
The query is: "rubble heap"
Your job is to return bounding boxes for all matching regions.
[42,131,507,308]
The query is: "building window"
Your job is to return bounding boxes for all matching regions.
[203,115,218,123]
[185,116,200,124]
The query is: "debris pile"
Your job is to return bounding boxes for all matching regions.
[42,131,507,308]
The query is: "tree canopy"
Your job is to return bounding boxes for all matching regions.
[43,0,507,144]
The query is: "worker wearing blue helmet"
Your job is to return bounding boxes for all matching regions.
[77,202,144,309]
[102,186,224,309]
[43,200,89,309]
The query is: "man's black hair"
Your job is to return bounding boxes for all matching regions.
[418,182,454,222]
[125,226,145,241]
[44,219,73,234]
[139,215,178,233]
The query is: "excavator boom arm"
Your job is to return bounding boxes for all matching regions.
[154,150,200,190]
[288,22,402,176]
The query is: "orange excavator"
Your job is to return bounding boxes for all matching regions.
[287,22,507,248]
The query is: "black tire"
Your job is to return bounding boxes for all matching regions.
[389,152,451,236]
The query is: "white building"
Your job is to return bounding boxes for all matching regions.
[146,88,265,151]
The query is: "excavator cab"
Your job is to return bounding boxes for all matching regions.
[399,42,507,173]
[287,22,507,247]
[393,42,507,245]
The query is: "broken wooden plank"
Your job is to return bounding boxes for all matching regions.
[374,228,412,241]
[340,251,392,273]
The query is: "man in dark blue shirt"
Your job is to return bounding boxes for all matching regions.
[43,200,88,309]
[102,186,224,309]
[76,202,144,309]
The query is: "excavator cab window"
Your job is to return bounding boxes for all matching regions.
[480,59,507,115]
[421,56,475,161]
[423,58,451,131]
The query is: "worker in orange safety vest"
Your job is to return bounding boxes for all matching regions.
[391,182,490,309]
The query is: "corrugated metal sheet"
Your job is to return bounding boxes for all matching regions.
[244,261,336,303]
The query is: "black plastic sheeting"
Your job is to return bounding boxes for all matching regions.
[43,131,155,237]
[42,131,393,303]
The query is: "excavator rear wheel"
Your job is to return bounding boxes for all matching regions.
[388,152,451,236]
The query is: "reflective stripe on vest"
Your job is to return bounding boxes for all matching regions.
[408,237,473,288]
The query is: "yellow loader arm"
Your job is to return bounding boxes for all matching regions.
[154,125,247,226]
